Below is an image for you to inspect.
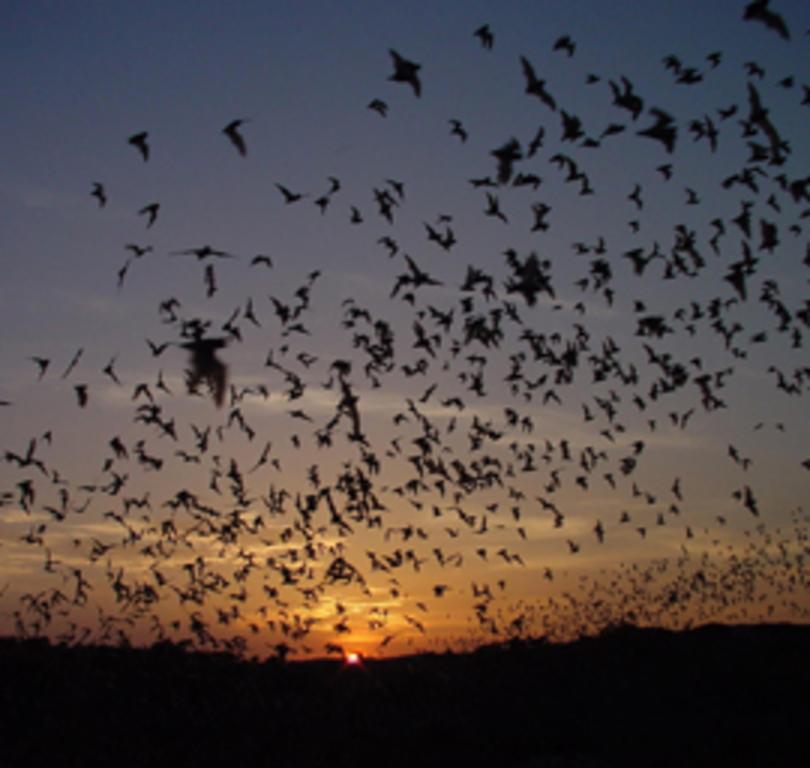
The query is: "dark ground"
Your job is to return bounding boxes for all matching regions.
[1,623,807,768]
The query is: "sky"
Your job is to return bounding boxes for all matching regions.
[1,0,809,659]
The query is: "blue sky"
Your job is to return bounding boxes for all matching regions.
[1,1,809,657]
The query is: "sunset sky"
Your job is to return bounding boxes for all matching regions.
[1,0,809,658]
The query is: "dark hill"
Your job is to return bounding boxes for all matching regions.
[1,623,807,768]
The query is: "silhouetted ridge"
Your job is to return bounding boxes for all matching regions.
[2,624,808,768]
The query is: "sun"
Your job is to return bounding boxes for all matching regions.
[344,652,362,666]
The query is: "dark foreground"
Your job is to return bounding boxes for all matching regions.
[2,624,807,768]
